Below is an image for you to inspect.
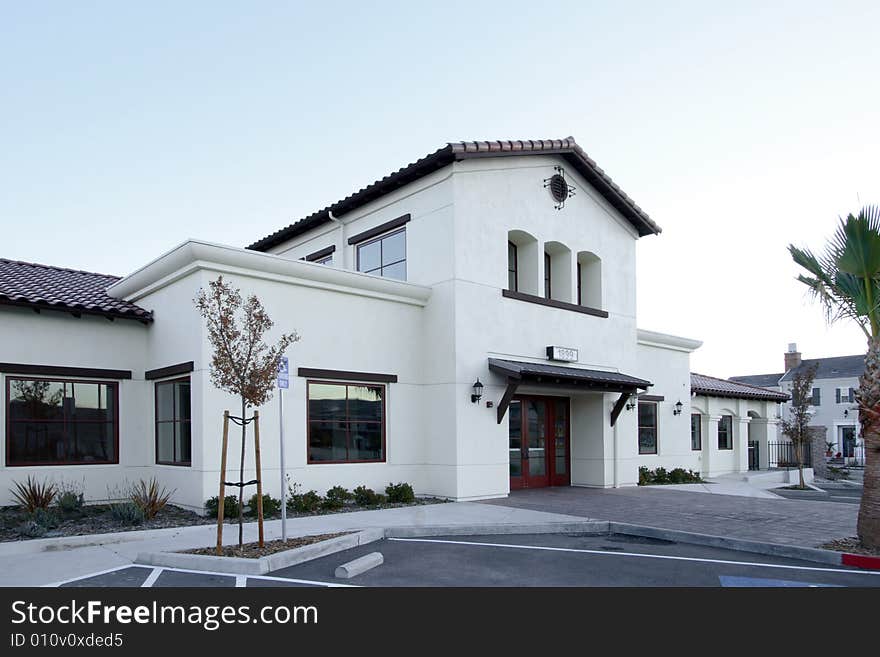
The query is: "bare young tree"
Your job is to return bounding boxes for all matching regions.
[780,363,819,489]
[195,276,299,549]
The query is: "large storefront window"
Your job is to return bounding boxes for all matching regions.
[638,401,657,455]
[6,378,118,465]
[155,378,192,466]
[307,381,385,463]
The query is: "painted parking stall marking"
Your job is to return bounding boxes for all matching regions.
[388,537,880,577]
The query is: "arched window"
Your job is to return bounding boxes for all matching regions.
[577,251,602,309]
[507,230,539,295]
[544,241,572,302]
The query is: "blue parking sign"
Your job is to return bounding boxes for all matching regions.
[278,356,289,389]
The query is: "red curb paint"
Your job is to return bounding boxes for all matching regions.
[841,553,880,570]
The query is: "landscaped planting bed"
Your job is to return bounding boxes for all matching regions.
[182,532,350,558]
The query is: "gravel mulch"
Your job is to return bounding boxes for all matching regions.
[0,497,447,543]
[183,533,350,558]
[820,536,880,557]
[0,504,215,542]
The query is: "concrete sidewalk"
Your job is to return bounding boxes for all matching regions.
[485,486,858,548]
[0,502,584,587]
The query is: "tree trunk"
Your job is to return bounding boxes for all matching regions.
[796,441,805,488]
[238,397,246,550]
[856,338,880,549]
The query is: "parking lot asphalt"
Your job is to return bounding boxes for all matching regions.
[55,533,880,588]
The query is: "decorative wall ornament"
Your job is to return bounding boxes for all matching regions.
[543,166,576,210]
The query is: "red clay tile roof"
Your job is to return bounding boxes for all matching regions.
[247,137,660,252]
[691,373,788,402]
[0,258,152,323]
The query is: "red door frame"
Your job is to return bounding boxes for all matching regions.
[509,395,570,490]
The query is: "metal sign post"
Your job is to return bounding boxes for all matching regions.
[277,356,289,541]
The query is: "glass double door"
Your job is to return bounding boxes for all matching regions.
[509,396,570,490]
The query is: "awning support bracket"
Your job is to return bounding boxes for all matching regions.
[496,379,521,424]
[610,391,632,427]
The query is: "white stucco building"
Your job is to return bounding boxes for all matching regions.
[0,137,788,509]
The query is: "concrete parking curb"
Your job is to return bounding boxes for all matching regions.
[385,521,610,538]
[608,522,866,568]
[136,528,384,575]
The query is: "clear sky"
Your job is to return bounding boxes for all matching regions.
[2,1,878,377]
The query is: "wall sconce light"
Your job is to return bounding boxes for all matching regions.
[673,400,683,416]
[471,378,483,404]
[844,408,849,418]
[625,394,637,411]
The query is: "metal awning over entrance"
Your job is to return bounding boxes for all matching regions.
[488,358,652,426]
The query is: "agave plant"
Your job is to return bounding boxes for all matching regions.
[10,476,57,513]
[789,205,880,548]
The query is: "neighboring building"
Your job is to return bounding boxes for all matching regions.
[731,343,863,463]
[0,137,785,509]
[690,374,788,475]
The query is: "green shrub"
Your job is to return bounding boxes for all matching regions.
[31,507,59,529]
[18,519,47,538]
[638,466,702,485]
[10,476,57,513]
[247,493,282,517]
[385,482,415,504]
[353,485,381,507]
[324,486,352,509]
[57,490,84,514]
[289,490,322,513]
[110,502,145,526]
[205,495,241,519]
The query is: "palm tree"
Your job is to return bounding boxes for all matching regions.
[789,205,880,549]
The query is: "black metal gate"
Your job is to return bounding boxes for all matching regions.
[748,440,759,471]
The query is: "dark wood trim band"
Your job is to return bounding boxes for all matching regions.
[304,245,336,262]
[639,394,665,402]
[501,289,609,318]
[297,368,398,383]
[0,363,133,380]
[347,214,411,245]
[145,361,195,381]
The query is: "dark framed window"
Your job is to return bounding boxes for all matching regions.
[6,377,118,466]
[718,415,733,450]
[356,228,406,280]
[314,254,333,265]
[544,252,552,299]
[155,377,191,466]
[837,387,855,403]
[811,387,821,406]
[638,401,657,454]
[307,381,385,463]
[508,241,518,292]
[691,413,701,450]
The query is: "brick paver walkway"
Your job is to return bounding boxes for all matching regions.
[483,486,858,548]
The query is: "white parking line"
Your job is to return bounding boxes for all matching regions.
[389,538,880,577]
[141,567,163,588]
[44,564,152,588]
[49,563,357,588]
